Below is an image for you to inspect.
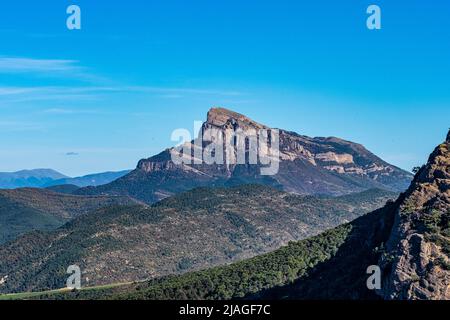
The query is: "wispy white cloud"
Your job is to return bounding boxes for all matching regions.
[124,86,243,96]
[0,57,81,73]
[0,57,109,83]
[0,84,244,104]
[1,56,245,106]
[42,108,101,115]
[0,86,113,103]
[0,120,44,132]
[0,56,245,106]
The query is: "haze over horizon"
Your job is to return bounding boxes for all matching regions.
[1,1,449,176]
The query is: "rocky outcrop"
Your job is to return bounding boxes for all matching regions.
[378,130,450,300]
[206,107,267,130]
[76,107,413,203]
[240,130,450,301]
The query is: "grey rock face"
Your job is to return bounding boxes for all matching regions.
[378,133,450,300]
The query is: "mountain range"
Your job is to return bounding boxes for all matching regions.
[0,169,68,189]
[23,129,448,300]
[0,169,131,189]
[75,108,413,203]
[1,107,444,301]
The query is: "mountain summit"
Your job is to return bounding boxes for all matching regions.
[206,107,267,129]
[76,107,413,203]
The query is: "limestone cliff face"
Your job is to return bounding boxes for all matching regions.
[77,107,413,203]
[137,107,412,188]
[379,130,450,300]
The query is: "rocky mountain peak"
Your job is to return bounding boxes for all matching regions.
[79,107,413,203]
[206,107,266,129]
[446,129,450,143]
[403,132,450,209]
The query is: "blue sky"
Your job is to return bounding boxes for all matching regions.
[0,0,449,176]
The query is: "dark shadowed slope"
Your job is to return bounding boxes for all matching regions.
[45,184,80,194]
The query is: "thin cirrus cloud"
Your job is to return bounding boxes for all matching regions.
[42,108,101,115]
[0,87,40,95]
[0,57,244,106]
[0,120,44,132]
[0,86,116,104]
[0,57,243,96]
[0,85,244,104]
[0,57,107,83]
[0,57,81,73]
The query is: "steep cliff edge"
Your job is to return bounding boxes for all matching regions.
[378,130,450,299]
[76,107,412,203]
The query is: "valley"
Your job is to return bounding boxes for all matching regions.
[0,185,396,294]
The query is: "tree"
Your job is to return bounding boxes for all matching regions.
[412,166,422,174]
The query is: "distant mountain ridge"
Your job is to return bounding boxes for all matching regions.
[76,107,413,203]
[0,169,68,189]
[44,170,132,188]
[0,169,131,189]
